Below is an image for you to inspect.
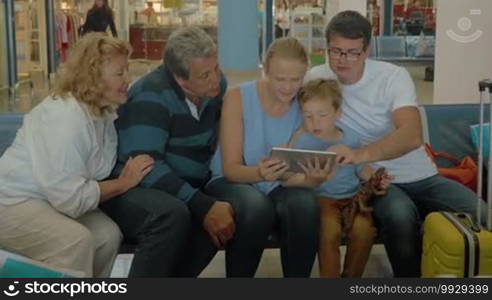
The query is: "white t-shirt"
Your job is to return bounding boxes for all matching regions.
[305,59,437,183]
[0,95,118,218]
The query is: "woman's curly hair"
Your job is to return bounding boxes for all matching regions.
[53,32,131,116]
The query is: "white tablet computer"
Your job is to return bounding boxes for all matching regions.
[270,147,337,173]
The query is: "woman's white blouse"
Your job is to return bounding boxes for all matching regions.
[0,95,118,218]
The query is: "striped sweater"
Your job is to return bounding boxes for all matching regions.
[113,65,227,221]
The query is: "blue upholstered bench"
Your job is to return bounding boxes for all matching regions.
[419,103,488,166]
[0,113,23,157]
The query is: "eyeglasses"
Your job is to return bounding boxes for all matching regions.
[327,47,363,61]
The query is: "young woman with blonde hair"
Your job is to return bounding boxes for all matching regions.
[0,33,153,277]
[208,37,332,277]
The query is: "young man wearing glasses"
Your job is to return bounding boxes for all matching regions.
[305,10,486,277]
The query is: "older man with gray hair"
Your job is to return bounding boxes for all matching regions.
[102,27,273,277]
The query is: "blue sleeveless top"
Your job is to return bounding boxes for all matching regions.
[209,80,302,195]
[293,124,365,199]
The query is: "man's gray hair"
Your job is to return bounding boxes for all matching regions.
[164,26,217,80]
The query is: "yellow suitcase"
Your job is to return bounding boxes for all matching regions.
[422,79,492,278]
[422,212,492,277]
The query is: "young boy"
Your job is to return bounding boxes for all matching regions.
[287,78,392,277]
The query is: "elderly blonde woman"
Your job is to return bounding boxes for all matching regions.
[0,33,154,277]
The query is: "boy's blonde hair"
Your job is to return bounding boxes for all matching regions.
[299,79,342,110]
[53,32,131,116]
[263,37,308,72]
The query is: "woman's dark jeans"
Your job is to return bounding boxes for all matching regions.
[204,180,320,277]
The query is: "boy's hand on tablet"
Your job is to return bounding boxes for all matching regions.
[297,156,336,188]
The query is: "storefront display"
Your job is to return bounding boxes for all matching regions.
[14,0,47,78]
[128,0,217,60]
[392,0,436,36]
[129,24,216,60]
[279,1,325,65]
[367,0,381,35]
[290,8,325,65]
[54,8,83,63]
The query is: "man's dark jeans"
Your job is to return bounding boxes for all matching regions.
[101,187,191,277]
